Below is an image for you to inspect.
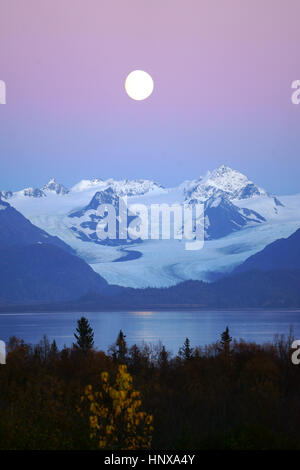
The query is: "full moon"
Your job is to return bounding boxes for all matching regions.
[125,70,154,101]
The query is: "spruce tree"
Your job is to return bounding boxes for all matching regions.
[179,337,193,361]
[74,317,94,353]
[50,339,58,357]
[116,330,127,363]
[220,326,232,358]
[158,345,169,370]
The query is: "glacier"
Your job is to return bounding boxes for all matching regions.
[4,167,300,288]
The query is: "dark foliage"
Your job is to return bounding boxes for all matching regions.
[1,327,300,449]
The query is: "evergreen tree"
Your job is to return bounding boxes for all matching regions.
[50,339,58,357]
[179,337,193,361]
[74,317,94,353]
[129,344,142,370]
[158,345,169,370]
[116,330,128,363]
[220,326,232,358]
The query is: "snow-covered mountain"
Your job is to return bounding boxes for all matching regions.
[3,165,298,288]
[68,187,141,246]
[70,178,104,192]
[2,177,164,200]
[203,196,265,239]
[3,166,277,206]
[0,190,13,200]
[184,165,283,219]
[66,168,268,244]
[71,178,164,196]
[70,187,120,218]
[179,165,274,239]
[185,164,271,202]
[179,176,204,198]
[42,178,69,195]
[16,187,46,198]
[3,179,69,199]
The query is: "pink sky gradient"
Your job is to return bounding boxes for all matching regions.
[0,0,299,192]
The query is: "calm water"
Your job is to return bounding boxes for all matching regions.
[0,310,300,353]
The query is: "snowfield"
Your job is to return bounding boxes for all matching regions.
[5,169,300,288]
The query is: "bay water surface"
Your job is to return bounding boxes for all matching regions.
[0,310,300,353]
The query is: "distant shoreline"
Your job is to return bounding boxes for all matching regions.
[1,305,300,314]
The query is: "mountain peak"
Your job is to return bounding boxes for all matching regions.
[215,164,232,172]
[0,190,13,200]
[186,165,268,202]
[19,187,46,198]
[42,178,69,195]
[210,164,249,182]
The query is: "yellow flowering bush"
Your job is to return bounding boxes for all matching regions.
[78,365,153,449]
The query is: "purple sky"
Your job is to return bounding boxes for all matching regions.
[0,0,300,194]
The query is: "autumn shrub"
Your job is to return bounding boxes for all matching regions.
[78,364,153,450]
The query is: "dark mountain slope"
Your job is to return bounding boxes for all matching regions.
[0,199,108,302]
[112,270,300,308]
[234,228,300,273]
[0,243,108,302]
[0,198,73,253]
[1,268,300,309]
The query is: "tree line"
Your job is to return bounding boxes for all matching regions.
[0,317,300,449]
